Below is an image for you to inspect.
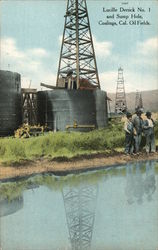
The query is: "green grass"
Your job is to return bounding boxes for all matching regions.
[0,120,158,165]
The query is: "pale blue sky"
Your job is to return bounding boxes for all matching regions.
[0,0,158,92]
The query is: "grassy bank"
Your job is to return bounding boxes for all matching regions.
[0,120,158,165]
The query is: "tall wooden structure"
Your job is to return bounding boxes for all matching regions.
[56,0,100,90]
[115,67,127,114]
[21,88,37,125]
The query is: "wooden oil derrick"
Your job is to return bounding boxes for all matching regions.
[56,0,100,90]
[115,67,127,114]
[21,88,37,125]
[62,184,98,250]
[135,90,143,111]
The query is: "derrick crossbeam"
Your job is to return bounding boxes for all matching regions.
[56,0,100,89]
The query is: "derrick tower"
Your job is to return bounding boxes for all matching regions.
[21,88,37,125]
[62,184,98,250]
[135,90,143,111]
[115,67,127,114]
[56,0,100,90]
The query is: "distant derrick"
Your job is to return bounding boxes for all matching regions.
[56,0,100,90]
[135,90,143,111]
[115,67,127,114]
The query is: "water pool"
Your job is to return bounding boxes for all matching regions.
[0,160,158,250]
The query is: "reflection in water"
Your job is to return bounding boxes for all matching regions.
[134,163,144,204]
[62,184,98,250]
[125,163,135,204]
[125,161,156,205]
[0,161,157,250]
[144,161,156,202]
[0,196,23,217]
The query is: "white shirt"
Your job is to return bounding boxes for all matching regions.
[147,118,154,128]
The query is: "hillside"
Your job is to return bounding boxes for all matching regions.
[108,89,158,113]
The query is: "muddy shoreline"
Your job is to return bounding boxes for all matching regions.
[0,152,158,182]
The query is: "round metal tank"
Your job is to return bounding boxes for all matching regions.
[37,89,108,131]
[0,70,22,136]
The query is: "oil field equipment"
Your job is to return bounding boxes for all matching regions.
[14,124,46,138]
[115,67,127,114]
[66,120,95,131]
[56,0,100,90]
[37,89,107,132]
[21,88,37,125]
[37,0,108,131]
[135,90,143,111]
[0,70,22,136]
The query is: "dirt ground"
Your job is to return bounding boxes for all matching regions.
[0,152,158,181]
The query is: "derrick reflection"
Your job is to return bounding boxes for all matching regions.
[62,183,98,250]
[125,161,156,204]
[144,161,156,201]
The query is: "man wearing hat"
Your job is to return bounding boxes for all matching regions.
[132,109,144,154]
[143,111,155,153]
[124,112,134,154]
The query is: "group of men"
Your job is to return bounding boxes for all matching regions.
[124,109,156,155]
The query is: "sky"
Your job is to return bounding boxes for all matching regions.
[0,0,158,93]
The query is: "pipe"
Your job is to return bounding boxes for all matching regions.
[66,121,95,131]
[40,83,65,90]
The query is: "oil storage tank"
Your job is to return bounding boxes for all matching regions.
[0,70,22,136]
[37,89,108,131]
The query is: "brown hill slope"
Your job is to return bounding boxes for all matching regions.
[108,89,158,113]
